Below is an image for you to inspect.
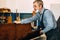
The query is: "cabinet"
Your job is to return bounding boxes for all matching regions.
[0,23,32,40]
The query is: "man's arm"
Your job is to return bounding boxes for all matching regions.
[20,13,39,24]
[42,10,57,33]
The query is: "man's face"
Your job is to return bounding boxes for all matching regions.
[33,2,39,11]
[33,2,42,11]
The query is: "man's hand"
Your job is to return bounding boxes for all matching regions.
[39,28,43,35]
[40,30,43,34]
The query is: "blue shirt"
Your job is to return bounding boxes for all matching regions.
[20,8,57,33]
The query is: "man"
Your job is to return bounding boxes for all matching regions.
[20,0,57,40]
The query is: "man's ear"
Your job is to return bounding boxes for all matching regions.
[39,5,42,7]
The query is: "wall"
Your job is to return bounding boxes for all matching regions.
[51,4,60,20]
[0,0,6,8]
[6,0,16,12]
[16,0,34,13]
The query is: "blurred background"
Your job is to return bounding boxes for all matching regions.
[0,0,60,20]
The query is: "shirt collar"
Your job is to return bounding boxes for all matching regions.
[39,8,45,14]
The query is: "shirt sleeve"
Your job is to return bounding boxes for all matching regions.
[20,13,39,24]
[42,10,55,33]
